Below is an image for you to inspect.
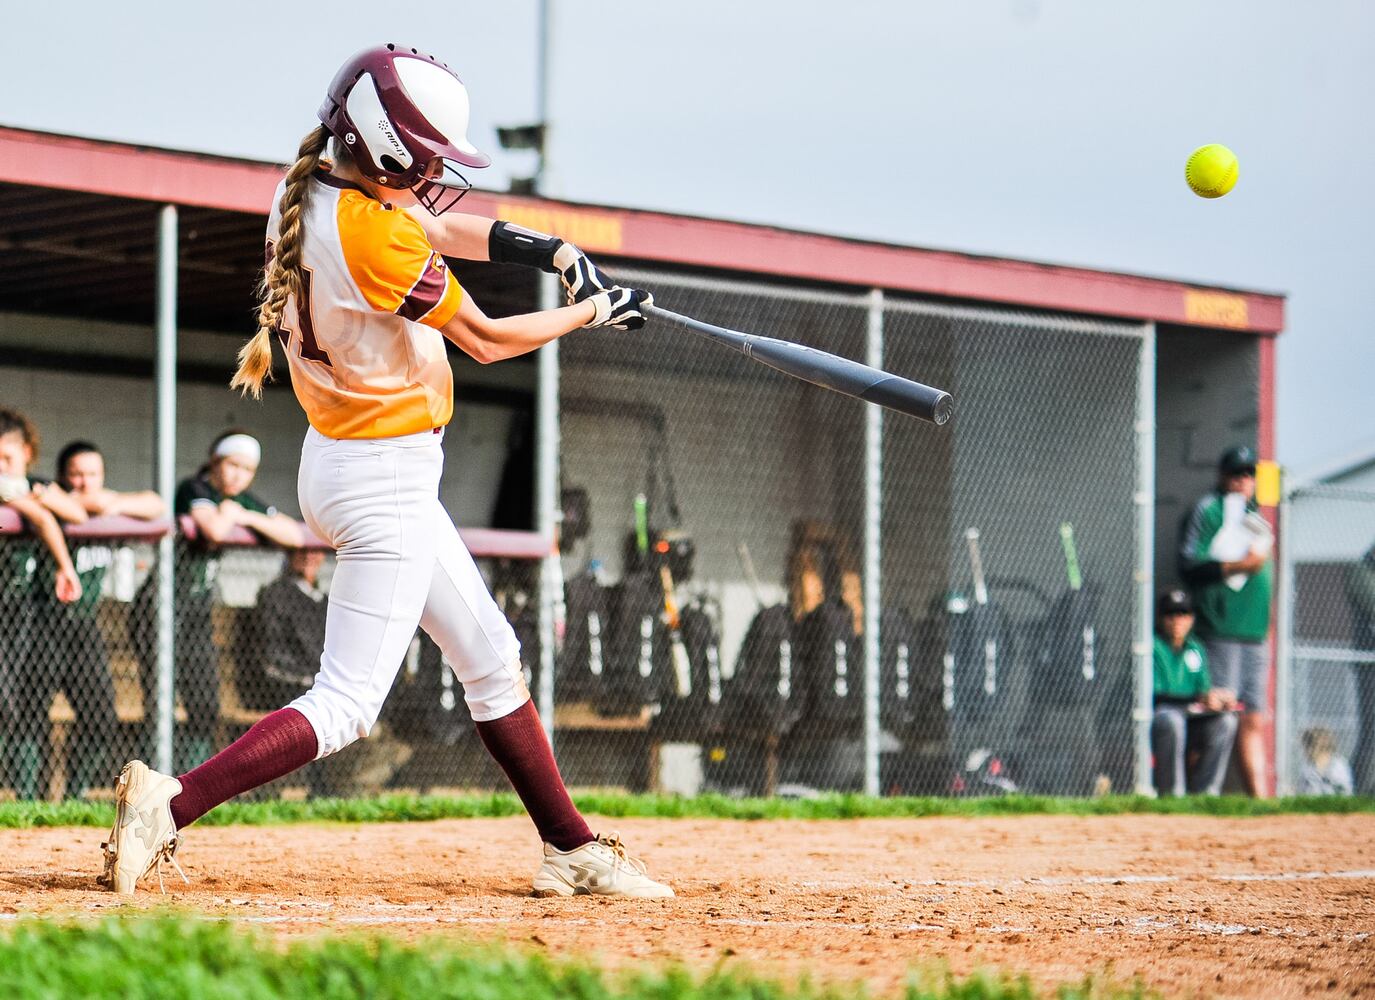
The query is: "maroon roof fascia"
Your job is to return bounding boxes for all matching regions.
[0,126,1285,333]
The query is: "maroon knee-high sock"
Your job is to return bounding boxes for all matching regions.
[475,700,593,851]
[170,708,318,829]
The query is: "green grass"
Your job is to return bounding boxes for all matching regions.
[0,916,1151,1000]
[1,791,1371,829]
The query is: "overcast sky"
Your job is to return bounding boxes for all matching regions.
[2,1,1371,471]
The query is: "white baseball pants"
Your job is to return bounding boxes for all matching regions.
[289,426,526,758]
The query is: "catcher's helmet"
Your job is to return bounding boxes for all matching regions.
[319,43,490,215]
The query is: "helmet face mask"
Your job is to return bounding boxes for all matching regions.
[320,43,489,215]
[413,161,473,215]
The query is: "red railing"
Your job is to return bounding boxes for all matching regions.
[0,508,550,559]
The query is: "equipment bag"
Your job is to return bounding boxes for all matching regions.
[878,606,924,736]
[795,599,862,736]
[598,569,668,716]
[1029,585,1100,709]
[723,604,800,738]
[654,601,724,740]
[560,567,610,702]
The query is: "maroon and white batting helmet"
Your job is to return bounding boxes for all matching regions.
[318,43,491,215]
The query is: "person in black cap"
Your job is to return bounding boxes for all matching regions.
[1177,444,1273,795]
[1151,588,1238,796]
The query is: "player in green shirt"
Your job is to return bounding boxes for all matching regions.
[1151,588,1239,796]
[0,409,85,798]
[26,442,168,797]
[1178,444,1273,797]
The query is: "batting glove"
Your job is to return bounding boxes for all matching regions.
[554,242,613,306]
[585,287,654,331]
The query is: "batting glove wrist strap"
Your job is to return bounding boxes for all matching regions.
[488,220,563,272]
[555,242,613,306]
[585,287,654,331]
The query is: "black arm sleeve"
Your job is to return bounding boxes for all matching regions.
[488,221,564,272]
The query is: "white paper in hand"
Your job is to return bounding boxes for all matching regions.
[1209,492,1267,591]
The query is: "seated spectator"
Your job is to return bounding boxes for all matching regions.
[1298,727,1353,796]
[0,409,81,798]
[241,549,328,711]
[240,548,410,796]
[1151,588,1238,796]
[137,430,301,770]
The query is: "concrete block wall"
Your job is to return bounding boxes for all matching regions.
[0,310,528,527]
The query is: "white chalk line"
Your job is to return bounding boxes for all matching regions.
[8,867,1371,896]
[797,869,1375,891]
[4,867,1371,942]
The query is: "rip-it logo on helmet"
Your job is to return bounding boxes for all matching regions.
[319,43,492,215]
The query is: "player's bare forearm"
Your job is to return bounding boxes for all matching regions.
[12,493,78,578]
[190,505,236,544]
[107,490,167,520]
[241,510,305,549]
[442,294,595,364]
[408,210,494,261]
[36,482,89,524]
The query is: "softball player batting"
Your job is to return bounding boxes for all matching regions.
[99,43,670,899]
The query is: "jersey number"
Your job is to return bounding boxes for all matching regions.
[266,241,333,369]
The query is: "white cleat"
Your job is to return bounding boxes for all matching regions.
[532,832,674,899]
[97,760,188,894]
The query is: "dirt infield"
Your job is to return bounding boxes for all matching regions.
[2,813,1372,998]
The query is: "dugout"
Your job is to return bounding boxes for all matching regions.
[0,126,1285,796]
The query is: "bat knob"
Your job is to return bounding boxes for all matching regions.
[931,392,954,426]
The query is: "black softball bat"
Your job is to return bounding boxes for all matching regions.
[644,304,953,426]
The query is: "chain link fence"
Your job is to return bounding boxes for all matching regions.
[3,271,1161,802]
[0,527,547,800]
[2,534,154,800]
[1277,485,1375,797]
[553,270,1150,797]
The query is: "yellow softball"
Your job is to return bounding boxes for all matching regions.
[1185,144,1239,199]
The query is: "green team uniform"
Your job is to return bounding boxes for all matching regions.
[35,541,111,613]
[1152,634,1209,704]
[2,476,39,602]
[1177,491,1273,641]
[1,540,37,600]
[174,475,275,598]
[1150,631,1235,795]
[4,477,119,798]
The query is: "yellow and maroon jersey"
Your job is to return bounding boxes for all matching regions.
[266,171,463,439]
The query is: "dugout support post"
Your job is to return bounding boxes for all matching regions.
[1132,323,1157,794]
[154,203,178,774]
[535,272,560,745]
[863,288,884,796]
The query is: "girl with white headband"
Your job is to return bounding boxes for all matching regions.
[101,44,669,899]
[141,429,303,771]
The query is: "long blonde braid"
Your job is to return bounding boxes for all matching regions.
[230,124,332,398]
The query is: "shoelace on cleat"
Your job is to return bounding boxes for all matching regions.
[97,840,117,889]
[150,835,188,894]
[595,832,649,876]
